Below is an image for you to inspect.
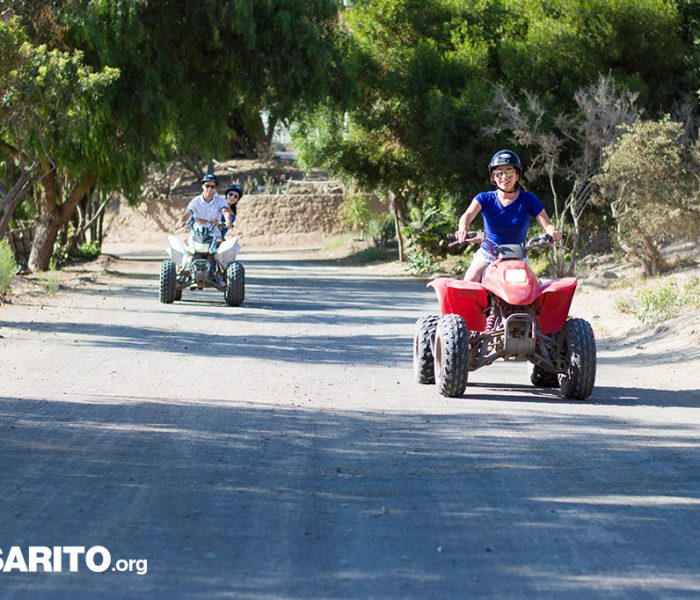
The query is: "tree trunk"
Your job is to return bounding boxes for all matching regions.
[388,190,407,262]
[230,135,257,159]
[0,164,36,238]
[259,113,279,159]
[28,169,96,271]
[74,193,109,247]
[28,210,62,271]
[640,233,669,276]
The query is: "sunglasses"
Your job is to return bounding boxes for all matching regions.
[203,183,217,189]
[227,192,239,198]
[493,168,517,179]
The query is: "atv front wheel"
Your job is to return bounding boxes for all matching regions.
[530,364,559,388]
[159,260,177,304]
[413,315,439,384]
[559,318,596,400]
[225,261,245,306]
[434,314,470,398]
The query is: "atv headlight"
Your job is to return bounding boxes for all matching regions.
[505,269,528,283]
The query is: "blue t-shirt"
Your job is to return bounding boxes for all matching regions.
[474,190,545,250]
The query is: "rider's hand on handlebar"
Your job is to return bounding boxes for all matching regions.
[456,230,483,244]
[546,227,563,243]
[456,230,469,244]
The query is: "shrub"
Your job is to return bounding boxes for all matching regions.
[0,239,17,294]
[635,277,700,325]
[338,194,373,239]
[594,118,700,275]
[368,213,396,248]
[72,241,101,260]
[406,250,437,275]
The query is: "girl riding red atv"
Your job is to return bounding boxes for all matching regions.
[457,150,561,281]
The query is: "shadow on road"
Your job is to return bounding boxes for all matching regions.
[0,395,698,598]
[463,382,700,408]
[0,318,411,366]
[32,255,431,329]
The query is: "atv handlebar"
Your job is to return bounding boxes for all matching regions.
[447,231,568,255]
[525,232,568,252]
[447,231,483,247]
[177,221,229,235]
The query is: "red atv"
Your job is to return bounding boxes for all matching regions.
[414,233,596,399]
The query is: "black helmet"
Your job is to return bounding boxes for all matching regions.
[202,173,218,185]
[488,149,522,174]
[224,184,243,199]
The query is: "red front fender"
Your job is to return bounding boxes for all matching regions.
[427,278,488,332]
[534,278,577,334]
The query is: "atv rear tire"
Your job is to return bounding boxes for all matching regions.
[413,315,439,384]
[160,260,176,304]
[225,261,245,306]
[530,364,559,388]
[434,314,469,398]
[559,318,596,400]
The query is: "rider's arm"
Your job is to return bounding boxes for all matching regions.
[181,209,193,223]
[457,199,482,242]
[222,207,234,230]
[535,209,562,242]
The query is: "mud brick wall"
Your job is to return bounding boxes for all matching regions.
[235,194,348,237]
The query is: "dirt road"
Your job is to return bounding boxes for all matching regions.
[0,247,699,598]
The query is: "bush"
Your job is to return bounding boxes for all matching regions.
[404,203,456,257]
[338,194,373,239]
[406,250,437,275]
[368,213,396,248]
[636,278,700,326]
[594,118,700,275]
[72,241,101,260]
[0,239,17,294]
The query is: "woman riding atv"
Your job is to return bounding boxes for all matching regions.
[456,150,562,281]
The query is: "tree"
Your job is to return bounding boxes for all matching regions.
[294,0,697,262]
[4,0,346,269]
[295,0,495,260]
[0,18,35,237]
[500,0,690,113]
[0,17,119,268]
[338,193,373,240]
[593,118,700,275]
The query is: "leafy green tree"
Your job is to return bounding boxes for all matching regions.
[66,0,347,160]
[295,0,696,261]
[500,0,690,112]
[0,18,36,236]
[0,17,119,270]
[593,118,700,275]
[338,193,373,239]
[3,0,346,269]
[295,0,495,259]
